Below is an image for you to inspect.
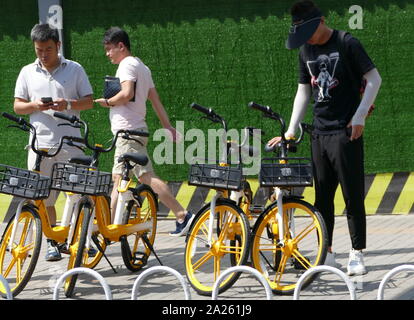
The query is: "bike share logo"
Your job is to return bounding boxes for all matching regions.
[280,167,292,177]
[210,169,221,178]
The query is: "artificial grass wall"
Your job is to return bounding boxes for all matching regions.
[0,0,413,181]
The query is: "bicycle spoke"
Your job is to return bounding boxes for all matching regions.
[19,243,35,254]
[214,256,221,282]
[294,222,317,243]
[219,245,243,255]
[192,251,214,271]
[19,218,32,247]
[197,221,216,243]
[274,253,289,285]
[16,258,22,283]
[292,249,313,269]
[217,213,234,243]
[257,242,279,252]
[3,257,17,278]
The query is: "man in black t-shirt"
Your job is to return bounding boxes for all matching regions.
[268,1,381,276]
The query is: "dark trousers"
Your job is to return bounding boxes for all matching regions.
[311,128,366,250]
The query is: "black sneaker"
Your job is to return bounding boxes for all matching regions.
[169,212,195,237]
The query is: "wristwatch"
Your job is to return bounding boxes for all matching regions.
[66,100,72,110]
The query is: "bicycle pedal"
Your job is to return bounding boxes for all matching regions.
[133,251,148,266]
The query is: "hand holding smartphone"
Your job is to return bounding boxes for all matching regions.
[41,97,53,104]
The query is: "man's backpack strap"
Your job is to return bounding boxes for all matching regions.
[337,30,375,116]
[336,30,361,96]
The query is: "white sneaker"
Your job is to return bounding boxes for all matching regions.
[347,249,367,276]
[323,251,341,268]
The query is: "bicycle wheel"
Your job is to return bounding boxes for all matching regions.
[0,205,42,297]
[251,198,327,295]
[185,199,250,296]
[84,195,111,270]
[120,184,158,272]
[64,199,92,297]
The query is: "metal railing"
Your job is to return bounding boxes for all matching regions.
[377,264,414,300]
[212,266,272,300]
[131,266,191,300]
[293,265,357,300]
[0,275,12,300]
[53,267,112,300]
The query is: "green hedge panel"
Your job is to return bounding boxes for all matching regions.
[0,0,413,180]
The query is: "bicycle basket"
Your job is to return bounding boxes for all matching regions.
[51,162,112,196]
[259,157,313,187]
[0,164,51,200]
[188,162,243,191]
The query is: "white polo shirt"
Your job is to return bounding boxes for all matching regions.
[14,55,93,148]
[109,56,155,134]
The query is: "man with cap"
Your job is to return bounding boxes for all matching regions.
[267,1,382,276]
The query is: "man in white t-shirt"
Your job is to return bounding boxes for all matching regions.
[95,27,194,236]
[14,24,94,261]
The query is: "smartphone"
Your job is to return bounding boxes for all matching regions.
[41,97,53,104]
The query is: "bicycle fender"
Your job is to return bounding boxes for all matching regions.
[283,195,304,202]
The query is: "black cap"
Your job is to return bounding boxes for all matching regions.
[286,7,322,49]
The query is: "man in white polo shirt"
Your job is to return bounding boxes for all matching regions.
[14,24,94,261]
[95,27,194,237]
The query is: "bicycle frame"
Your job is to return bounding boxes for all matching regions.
[83,180,152,246]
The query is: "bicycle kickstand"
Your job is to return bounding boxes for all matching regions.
[92,235,118,274]
[141,233,163,266]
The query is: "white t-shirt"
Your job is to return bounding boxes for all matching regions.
[109,56,155,134]
[14,56,93,148]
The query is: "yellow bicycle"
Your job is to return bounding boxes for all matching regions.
[0,112,108,298]
[185,103,265,296]
[248,102,328,295]
[54,112,160,296]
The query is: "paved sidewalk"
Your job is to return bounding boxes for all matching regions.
[5,214,414,300]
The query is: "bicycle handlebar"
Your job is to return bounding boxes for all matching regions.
[190,103,214,117]
[53,112,149,155]
[248,101,305,145]
[2,112,84,158]
[1,112,26,125]
[53,111,78,124]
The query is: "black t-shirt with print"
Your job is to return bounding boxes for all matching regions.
[299,30,375,134]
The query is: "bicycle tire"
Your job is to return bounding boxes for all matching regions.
[120,184,158,272]
[84,195,111,270]
[185,199,250,296]
[0,205,42,298]
[250,198,328,295]
[64,199,92,298]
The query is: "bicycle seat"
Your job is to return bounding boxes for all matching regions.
[118,152,148,166]
[68,155,94,166]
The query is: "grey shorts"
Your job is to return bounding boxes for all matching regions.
[112,133,154,178]
[27,146,84,207]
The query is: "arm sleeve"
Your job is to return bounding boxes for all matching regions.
[285,83,312,137]
[351,68,382,126]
